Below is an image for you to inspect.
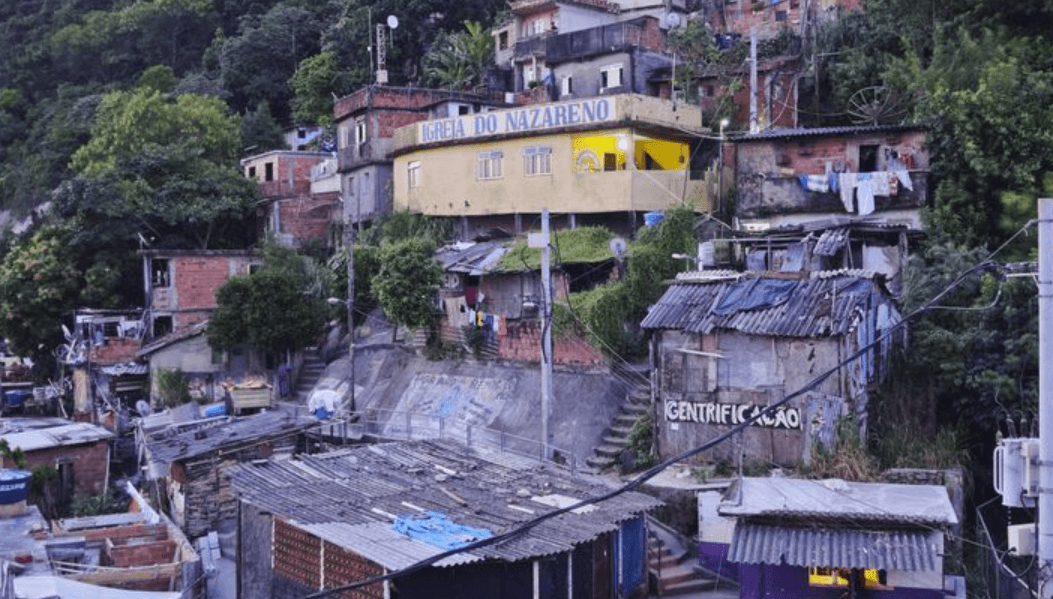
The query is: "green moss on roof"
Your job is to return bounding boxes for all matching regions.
[494,226,616,272]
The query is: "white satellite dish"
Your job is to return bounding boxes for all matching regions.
[664,12,682,28]
[387,15,399,29]
[609,237,628,257]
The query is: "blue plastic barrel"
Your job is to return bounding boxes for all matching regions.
[0,469,32,504]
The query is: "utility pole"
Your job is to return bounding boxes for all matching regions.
[749,27,758,134]
[1039,197,1053,598]
[344,210,356,441]
[530,210,554,460]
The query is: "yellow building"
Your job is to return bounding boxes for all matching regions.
[392,94,719,238]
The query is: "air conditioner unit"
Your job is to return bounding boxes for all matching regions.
[1008,523,1036,557]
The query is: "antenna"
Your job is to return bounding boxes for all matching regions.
[375,15,398,85]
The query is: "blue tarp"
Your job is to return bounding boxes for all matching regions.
[713,279,798,316]
[392,511,493,550]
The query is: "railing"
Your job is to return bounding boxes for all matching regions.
[975,497,1038,599]
[332,407,583,474]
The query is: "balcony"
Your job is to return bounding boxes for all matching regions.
[338,144,382,172]
[545,21,649,63]
[736,170,929,219]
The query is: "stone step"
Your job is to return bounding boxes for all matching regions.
[659,577,716,596]
[613,413,640,428]
[628,388,650,401]
[585,455,615,470]
[594,444,624,458]
[609,424,633,437]
[601,435,628,447]
[621,402,650,415]
[652,563,699,587]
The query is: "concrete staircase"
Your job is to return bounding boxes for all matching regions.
[586,382,651,471]
[648,518,738,597]
[293,349,326,403]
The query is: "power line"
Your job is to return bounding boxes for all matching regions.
[303,219,1038,598]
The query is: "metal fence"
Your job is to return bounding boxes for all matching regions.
[322,408,585,475]
[975,497,1038,599]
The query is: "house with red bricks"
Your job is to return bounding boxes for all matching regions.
[0,419,113,502]
[227,438,661,599]
[333,86,508,231]
[141,249,263,340]
[241,150,340,250]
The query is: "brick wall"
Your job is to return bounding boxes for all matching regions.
[89,337,142,364]
[276,194,339,246]
[171,255,257,311]
[77,523,167,544]
[14,441,109,495]
[108,539,177,567]
[274,518,321,590]
[497,318,606,367]
[323,541,385,599]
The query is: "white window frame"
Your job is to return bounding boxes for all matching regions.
[561,76,573,96]
[408,161,422,188]
[355,119,367,146]
[477,151,504,180]
[523,146,552,176]
[601,63,624,90]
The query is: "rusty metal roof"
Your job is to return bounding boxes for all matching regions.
[640,271,900,338]
[227,439,661,566]
[727,522,943,571]
[732,124,925,143]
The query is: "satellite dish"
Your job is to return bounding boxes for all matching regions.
[664,12,682,28]
[609,237,628,257]
[387,15,399,29]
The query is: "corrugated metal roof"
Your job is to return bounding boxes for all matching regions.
[144,409,311,465]
[0,422,113,452]
[227,439,661,566]
[640,271,900,338]
[727,522,943,571]
[100,362,150,376]
[813,227,850,257]
[719,477,958,526]
[436,242,509,275]
[732,124,924,143]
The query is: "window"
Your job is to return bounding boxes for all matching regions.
[408,161,422,187]
[603,153,618,172]
[151,259,170,287]
[152,315,173,338]
[264,162,274,181]
[531,18,546,35]
[523,146,552,176]
[248,166,257,179]
[498,31,508,50]
[297,128,307,138]
[601,64,624,89]
[859,144,879,172]
[561,76,573,96]
[458,104,470,116]
[808,567,889,590]
[356,119,367,146]
[477,151,503,180]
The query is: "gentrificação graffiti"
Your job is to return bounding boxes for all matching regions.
[664,400,801,430]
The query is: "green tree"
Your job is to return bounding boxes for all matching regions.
[423,21,494,90]
[68,88,257,249]
[208,246,328,355]
[372,238,443,339]
[0,225,81,378]
[240,100,288,153]
[290,51,354,126]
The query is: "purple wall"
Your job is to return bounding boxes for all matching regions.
[699,541,740,583]
[738,563,945,599]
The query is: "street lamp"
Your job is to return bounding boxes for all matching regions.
[718,117,730,216]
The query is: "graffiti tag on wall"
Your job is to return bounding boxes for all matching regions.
[664,400,801,430]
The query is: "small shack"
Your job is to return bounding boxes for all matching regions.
[228,438,662,599]
[138,408,311,540]
[716,476,959,599]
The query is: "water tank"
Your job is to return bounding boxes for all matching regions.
[0,469,32,505]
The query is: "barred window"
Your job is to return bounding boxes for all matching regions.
[408,161,422,187]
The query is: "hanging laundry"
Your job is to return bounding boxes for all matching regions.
[797,174,830,193]
[889,157,914,192]
[828,172,839,193]
[871,171,892,196]
[856,173,875,216]
[838,172,858,213]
